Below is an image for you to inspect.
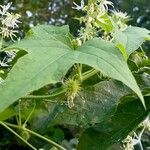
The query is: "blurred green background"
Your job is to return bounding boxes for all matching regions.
[0,0,150,34]
[0,0,149,53]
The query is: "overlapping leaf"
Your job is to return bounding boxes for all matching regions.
[74,39,144,106]
[53,80,131,127]
[77,73,150,150]
[77,96,150,150]
[114,26,150,56]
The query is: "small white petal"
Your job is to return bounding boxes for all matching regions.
[72,0,85,10]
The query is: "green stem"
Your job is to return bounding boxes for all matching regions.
[140,46,145,55]
[82,69,99,81]
[18,100,22,126]
[82,69,95,76]
[77,64,82,81]
[4,122,67,150]
[23,104,36,127]
[25,128,66,150]
[0,35,3,50]
[21,69,98,100]
[0,121,36,150]
[21,88,66,100]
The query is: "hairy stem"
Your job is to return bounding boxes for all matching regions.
[21,88,66,100]
[138,127,145,150]
[0,121,36,150]
[4,122,67,150]
[77,64,82,81]
[18,100,22,126]
[82,69,99,81]
[0,35,3,50]
[21,69,98,100]
[23,104,36,127]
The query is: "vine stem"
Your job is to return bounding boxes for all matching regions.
[21,88,66,100]
[20,69,98,100]
[77,63,82,81]
[0,35,3,50]
[134,127,145,150]
[18,100,22,126]
[140,46,145,55]
[0,121,36,150]
[3,122,67,150]
[138,127,145,150]
[82,69,99,81]
[23,103,36,127]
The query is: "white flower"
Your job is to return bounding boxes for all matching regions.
[0,56,9,67]
[0,3,21,42]
[2,13,21,28]
[99,0,114,12]
[72,0,85,10]
[0,27,18,41]
[142,117,150,131]
[112,10,130,21]
[122,135,134,150]
[0,2,12,16]
[112,10,130,31]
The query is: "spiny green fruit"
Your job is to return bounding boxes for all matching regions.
[65,78,81,108]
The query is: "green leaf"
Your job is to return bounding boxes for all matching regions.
[0,25,75,113]
[77,72,150,150]
[0,25,144,113]
[0,106,17,121]
[28,79,131,131]
[116,43,128,61]
[77,96,150,150]
[113,26,150,56]
[95,14,113,33]
[75,38,144,107]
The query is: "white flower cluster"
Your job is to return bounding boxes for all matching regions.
[72,0,131,43]
[72,0,85,11]
[72,0,113,13]
[72,0,114,43]
[0,2,21,41]
[98,0,113,13]
[122,135,134,150]
[0,51,16,67]
[112,10,130,31]
[142,117,150,131]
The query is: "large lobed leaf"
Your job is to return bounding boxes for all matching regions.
[0,25,144,113]
[0,25,75,113]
